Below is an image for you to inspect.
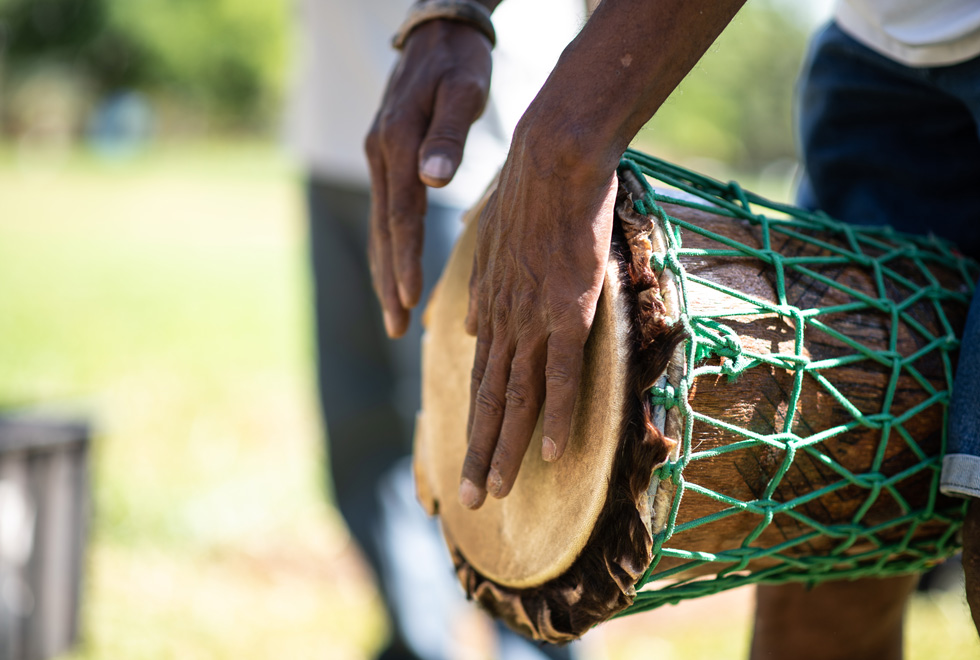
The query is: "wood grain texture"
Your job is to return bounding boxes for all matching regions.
[656,205,968,575]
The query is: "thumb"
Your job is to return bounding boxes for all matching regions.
[418,76,488,188]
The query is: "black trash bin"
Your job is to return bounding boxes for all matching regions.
[0,417,89,660]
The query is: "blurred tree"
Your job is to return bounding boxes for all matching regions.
[0,0,147,94]
[106,0,288,128]
[0,0,811,148]
[635,0,813,170]
[0,0,288,135]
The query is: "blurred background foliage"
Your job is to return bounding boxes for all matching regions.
[0,0,804,169]
[0,0,978,658]
[638,0,811,173]
[0,0,289,139]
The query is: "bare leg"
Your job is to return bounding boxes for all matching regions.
[750,575,916,660]
[964,499,980,635]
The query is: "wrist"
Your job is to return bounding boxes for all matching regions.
[393,0,500,50]
[514,96,628,191]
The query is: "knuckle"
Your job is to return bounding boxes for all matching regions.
[547,292,594,329]
[447,73,489,104]
[514,294,537,335]
[378,112,417,146]
[474,388,505,418]
[379,107,407,132]
[492,300,510,329]
[504,383,532,410]
[551,318,590,345]
[545,297,575,321]
[544,363,574,388]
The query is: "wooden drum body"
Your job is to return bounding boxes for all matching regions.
[414,154,978,642]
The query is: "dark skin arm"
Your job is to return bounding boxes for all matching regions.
[459,0,748,507]
[369,0,980,638]
[366,0,747,509]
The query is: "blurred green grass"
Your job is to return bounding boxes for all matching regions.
[0,141,386,659]
[0,141,976,659]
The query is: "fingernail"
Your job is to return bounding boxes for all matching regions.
[487,468,503,497]
[459,478,484,509]
[397,281,412,308]
[382,310,397,337]
[542,436,558,462]
[421,154,453,182]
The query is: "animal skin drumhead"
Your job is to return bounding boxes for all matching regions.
[414,195,632,589]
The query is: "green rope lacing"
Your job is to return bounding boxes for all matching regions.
[616,149,980,615]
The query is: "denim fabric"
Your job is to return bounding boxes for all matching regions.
[945,289,980,498]
[308,180,573,660]
[795,23,980,498]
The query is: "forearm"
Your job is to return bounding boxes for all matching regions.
[516,0,746,181]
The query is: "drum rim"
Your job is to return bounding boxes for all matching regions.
[420,174,687,642]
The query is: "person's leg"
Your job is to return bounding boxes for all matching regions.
[308,180,572,660]
[750,575,916,660]
[797,21,980,641]
[945,276,980,634]
[308,178,418,657]
[937,25,980,495]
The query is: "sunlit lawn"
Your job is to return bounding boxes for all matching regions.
[0,140,976,659]
[0,141,385,659]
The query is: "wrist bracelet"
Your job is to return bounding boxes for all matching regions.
[392,0,496,50]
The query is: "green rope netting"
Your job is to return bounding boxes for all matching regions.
[616,149,980,615]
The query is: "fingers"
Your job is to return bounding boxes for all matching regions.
[488,339,546,499]
[541,331,587,464]
[365,128,410,337]
[463,290,587,507]
[418,61,490,188]
[461,326,585,508]
[383,70,489,309]
[460,337,512,510]
[466,318,491,440]
[464,253,479,336]
[386,168,426,310]
[364,21,493,328]
[365,95,429,313]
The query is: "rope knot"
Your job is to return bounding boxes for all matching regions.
[651,252,666,273]
[650,384,678,409]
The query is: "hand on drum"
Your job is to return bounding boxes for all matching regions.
[364,20,492,338]
[458,131,617,509]
[368,0,748,510]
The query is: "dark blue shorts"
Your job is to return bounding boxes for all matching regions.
[796,22,980,497]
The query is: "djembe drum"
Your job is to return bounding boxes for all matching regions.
[414,150,978,643]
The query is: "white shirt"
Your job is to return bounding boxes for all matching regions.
[286,0,586,207]
[835,0,980,66]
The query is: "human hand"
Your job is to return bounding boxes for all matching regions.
[364,19,493,338]
[457,129,618,509]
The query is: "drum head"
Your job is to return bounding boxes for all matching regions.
[414,196,631,589]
